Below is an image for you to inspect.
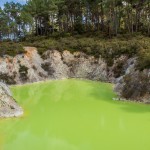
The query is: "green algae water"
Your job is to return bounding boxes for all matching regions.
[0,79,150,150]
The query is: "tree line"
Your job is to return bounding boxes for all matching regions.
[0,0,150,40]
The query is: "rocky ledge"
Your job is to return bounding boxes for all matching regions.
[0,47,108,83]
[0,82,23,118]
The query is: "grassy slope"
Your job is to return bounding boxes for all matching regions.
[22,35,150,70]
[0,35,150,70]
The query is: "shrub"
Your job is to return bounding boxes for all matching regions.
[0,73,16,85]
[113,60,125,78]
[20,35,150,70]
[0,42,25,57]
[121,72,150,100]
[137,49,150,70]
[41,63,55,75]
[19,65,28,81]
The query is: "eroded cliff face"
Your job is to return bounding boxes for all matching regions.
[0,47,149,103]
[0,47,47,84]
[0,82,23,118]
[0,47,108,84]
[43,50,108,81]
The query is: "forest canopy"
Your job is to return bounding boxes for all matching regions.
[0,0,150,40]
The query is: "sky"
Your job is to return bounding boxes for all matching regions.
[0,0,26,7]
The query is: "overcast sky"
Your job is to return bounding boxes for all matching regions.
[0,0,26,7]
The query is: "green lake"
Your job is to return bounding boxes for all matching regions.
[0,79,150,150]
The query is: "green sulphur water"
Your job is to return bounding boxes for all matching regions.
[0,79,150,150]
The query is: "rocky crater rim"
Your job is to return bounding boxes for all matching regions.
[0,46,149,107]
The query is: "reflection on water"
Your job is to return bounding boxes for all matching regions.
[0,79,150,150]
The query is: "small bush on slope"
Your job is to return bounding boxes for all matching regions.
[121,72,150,101]
[0,42,25,57]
